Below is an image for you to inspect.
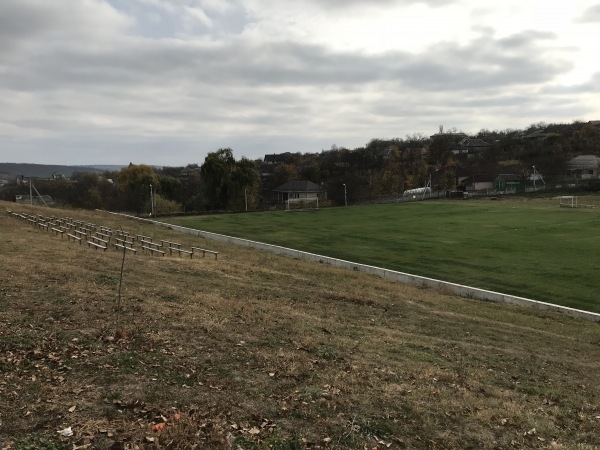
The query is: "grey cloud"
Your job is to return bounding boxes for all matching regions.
[0,0,131,62]
[258,0,456,9]
[540,72,600,95]
[497,30,555,49]
[0,27,573,141]
[576,4,600,22]
[0,2,591,165]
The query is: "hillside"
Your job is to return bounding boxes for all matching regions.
[0,163,122,181]
[1,201,600,449]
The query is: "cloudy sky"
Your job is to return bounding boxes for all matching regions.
[1,0,599,166]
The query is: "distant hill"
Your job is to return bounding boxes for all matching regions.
[0,163,124,180]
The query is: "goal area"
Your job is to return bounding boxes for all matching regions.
[559,196,578,208]
[285,197,319,210]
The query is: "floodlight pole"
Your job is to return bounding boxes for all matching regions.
[343,183,347,207]
[149,184,155,216]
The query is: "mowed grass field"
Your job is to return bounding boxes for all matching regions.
[2,202,600,450]
[167,196,600,313]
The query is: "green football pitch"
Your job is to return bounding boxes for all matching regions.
[167,197,600,313]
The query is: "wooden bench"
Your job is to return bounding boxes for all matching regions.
[51,227,65,238]
[67,233,82,245]
[114,237,135,248]
[94,231,111,242]
[90,235,109,246]
[169,247,194,258]
[73,229,88,239]
[137,234,152,242]
[140,239,161,248]
[114,243,137,253]
[191,247,220,259]
[161,240,181,248]
[87,241,107,251]
[141,245,165,256]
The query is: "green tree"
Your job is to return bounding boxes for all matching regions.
[117,164,159,213]
[201,148,236,210]
[200,149,261,211]
[231,157,261,210]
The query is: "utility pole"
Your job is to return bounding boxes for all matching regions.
[149,184,155,216]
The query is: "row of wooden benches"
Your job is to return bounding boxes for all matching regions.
[8,210,220,259]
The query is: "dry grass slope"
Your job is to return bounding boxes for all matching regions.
[1,201,600,450]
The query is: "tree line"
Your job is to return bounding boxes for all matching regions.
[2,120,599,213]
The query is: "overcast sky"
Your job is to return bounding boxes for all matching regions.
[1,0,599,166]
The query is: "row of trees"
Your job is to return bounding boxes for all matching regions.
[1,149,260,214]
[2,120,599,213]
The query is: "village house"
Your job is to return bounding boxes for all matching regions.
[567,155,600,179]
[273,180,325,202]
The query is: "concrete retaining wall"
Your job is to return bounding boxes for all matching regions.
[106,212,600,322]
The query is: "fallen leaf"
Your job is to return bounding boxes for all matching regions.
[248,427,260,435]
[68,405,76,413]
[152,422,166,433]
[57,427,73,437]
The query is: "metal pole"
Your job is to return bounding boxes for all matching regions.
[245,188,248,211]
[343,183,347,206]
[150,184,155,216]
[30,178,33,205]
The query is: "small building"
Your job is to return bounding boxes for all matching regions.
[451,138,491,156]
[264,153,292,165]
[567,155,600,179]
[523,129,551,140]
[273,180,325,202]
[494,174,522,191]
[456,168,495,191]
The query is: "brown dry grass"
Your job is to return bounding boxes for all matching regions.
[1,201,600,450]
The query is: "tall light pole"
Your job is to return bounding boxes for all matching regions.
[343,183,347,207]
[149,184,155,216]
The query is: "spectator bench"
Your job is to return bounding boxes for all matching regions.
[191,247,219,259]
[141,240,165,256]
[66,233,82,244]
[87,235,108,251]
